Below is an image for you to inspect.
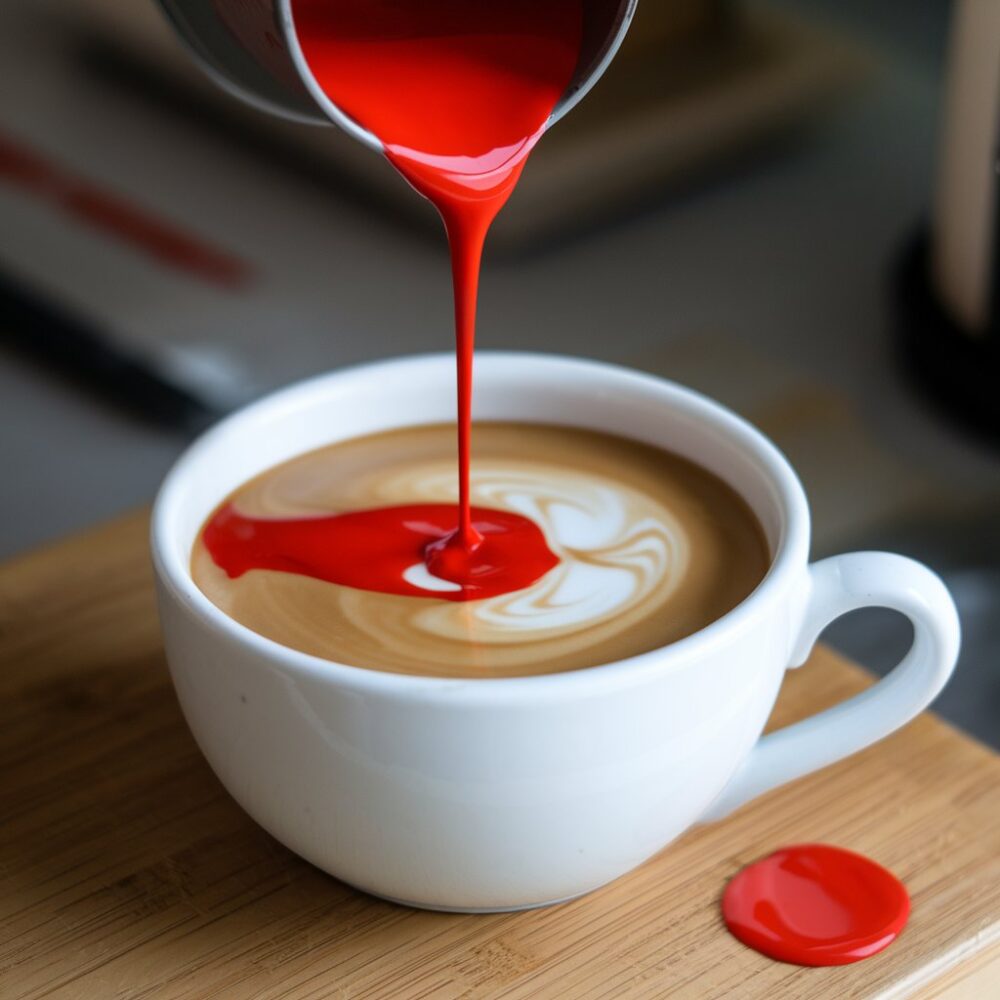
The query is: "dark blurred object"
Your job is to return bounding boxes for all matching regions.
[80,0,871,251]
[0,271,226,433]
[897,0,1000,443]
[897,233,1000,445]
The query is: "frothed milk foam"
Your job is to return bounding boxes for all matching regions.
[192,424,769,678]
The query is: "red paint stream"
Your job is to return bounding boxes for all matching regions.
[722,844,910,966]
[281,0,583,588]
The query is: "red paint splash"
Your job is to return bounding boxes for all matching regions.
[204,502,559,601]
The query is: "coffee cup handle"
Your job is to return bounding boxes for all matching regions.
[702,552,960,821]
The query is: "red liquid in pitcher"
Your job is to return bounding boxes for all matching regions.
[205,1,583,599]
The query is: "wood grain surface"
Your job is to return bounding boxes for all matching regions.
[1,510,998,999]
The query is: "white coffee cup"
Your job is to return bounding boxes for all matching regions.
[152,353,960,912]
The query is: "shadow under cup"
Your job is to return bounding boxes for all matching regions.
[151,352,818,911]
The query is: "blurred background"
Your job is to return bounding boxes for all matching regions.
[1,1,998,742]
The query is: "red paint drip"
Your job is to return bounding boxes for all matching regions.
[289,0,583,572]
[0,132,253,290]
[203,503,559,601]
[722,844,910,966]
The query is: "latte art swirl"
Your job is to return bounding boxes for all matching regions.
[380,465,690,645]
[192,424,769,678]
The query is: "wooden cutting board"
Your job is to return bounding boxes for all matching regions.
[2,510,999,999]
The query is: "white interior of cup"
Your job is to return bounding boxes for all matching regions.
[155,353,809,589]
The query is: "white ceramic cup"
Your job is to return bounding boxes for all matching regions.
[152,353,960,912]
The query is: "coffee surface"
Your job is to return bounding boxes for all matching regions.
[192,424,769,678]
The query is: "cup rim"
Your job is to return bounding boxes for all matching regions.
[152,352,811,701]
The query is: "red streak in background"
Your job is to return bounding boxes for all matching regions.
[722,844,910,966]
[204,503,559,602]
[0,132,253,290]
[289,0,583,578]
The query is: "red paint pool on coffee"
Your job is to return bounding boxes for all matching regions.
[203,502,559,601]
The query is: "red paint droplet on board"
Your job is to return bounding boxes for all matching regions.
[722,844,910,966]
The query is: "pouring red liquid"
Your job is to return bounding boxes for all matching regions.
[204,0,583,597]
[290,0,581,554]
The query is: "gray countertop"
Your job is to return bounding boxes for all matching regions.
[4,0,991,552]
[2,1,998,738]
